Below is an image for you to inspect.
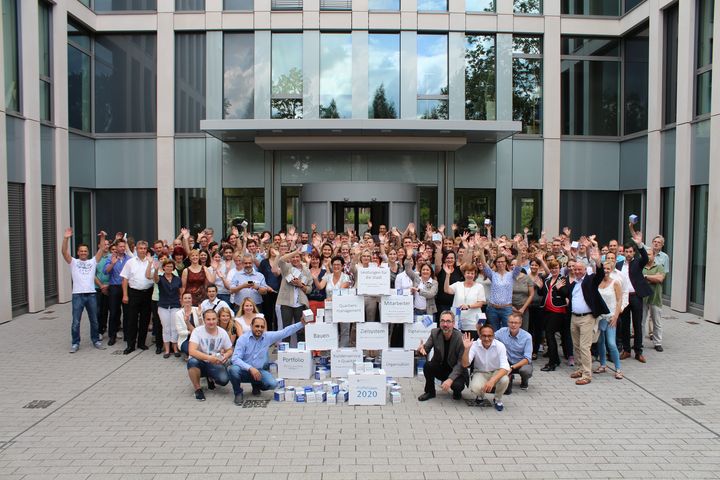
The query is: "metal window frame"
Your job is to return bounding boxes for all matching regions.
[39,0,54,124]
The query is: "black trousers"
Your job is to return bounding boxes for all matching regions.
[96,289,110,335]
[280,305,306,345]
[529,306,544,354]
[107,285,127,340]
[544,311,566,366]
[621,293,644,355]
[423,361,466,395]
[263,291,279,331]
[151,300,163,348]
[125,287,153,349]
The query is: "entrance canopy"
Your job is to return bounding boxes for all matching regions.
[200,119,522,151]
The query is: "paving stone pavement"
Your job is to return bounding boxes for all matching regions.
[1,303,720,480]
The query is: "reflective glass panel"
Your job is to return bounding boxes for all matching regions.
[624,27,649,134]
[466,0,494,12]
[513,58,541,134]
[320,34,352,118]
[223,188,266,233]
[514,0,541,14]
[697,0,714,68]
[562,37,620,56]
[368,0,399,9]
[664,4,678,125]
[561,0,619,15]
[696,71,712,116]
[175,189,206,233]
[224,0,253,9]
[368,33,400,119]
[561,59,619,136]
[39,2,51,78]
[94,0,157,11]
[68,45,91,131]
[272,34,303,119]
[224,34,254,119]
[417,34,448,119]
[176,0,205,10]
[2,0,20,111]
[175,33,206,133]
[454,189,496,227]
[465,35,495,120]
[418,0,447,11]
[690,185,708,305]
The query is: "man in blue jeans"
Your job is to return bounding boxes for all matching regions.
[229,314,311,405]
[61,227,108,353]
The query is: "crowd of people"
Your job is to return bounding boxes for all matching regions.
[62,219,670,408]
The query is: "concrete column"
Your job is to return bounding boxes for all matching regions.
[400,31,417,119]
[669,0,696,312]
[494,34,513,235]
[157,13,175,242]
[644,0,663,240]
[0,0,10,319]
[436,153,446,226]
[205,31,224,234]
[271,151,282,231]
[542,14,561,236]
[445,153,455,225]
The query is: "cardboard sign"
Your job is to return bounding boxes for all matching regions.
[380,295,414,323]
[356,322,389,350]
[356,267,391,296]
[331,348,363,378]
[305,322,339,351]
[404,319,435,350]
[277,349,314,379]
[381,349,415,378]
[348,372,386,406]
[332,295,365,323]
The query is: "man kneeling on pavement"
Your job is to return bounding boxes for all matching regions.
[462,323,511,411]
[495,312,533,394]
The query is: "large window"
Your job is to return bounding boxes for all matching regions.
[561,0,619,15]
[561,37,620,136]
[465,35,495,121]
[454,189,495,228]
[418,35,448,119]
[696,0,713,116]
[177,0,205,11]
[512,36,542,134]
[176,188,206,233]
[175,33,206,134]
[418,187,438,228]
[68,21,92,132]
[272,33,303,119]
[368,33,400,119]
[224,33,254,119]
[663,4,678,125]
[95,34,157,133]
[624,25,648,135]
[223,188,265,233]
[368,0,399,9]
[466,0,494,12]
[512,190,541,238]
[225,0,253,9]
[560,191,619,245]
[660,187,674,298]
[94,0,157,11]
[418,0,446,11]
[281,186,301,229]
[39,1,53,122]
[514,0,541,14]
[320,34,352,119]
[689,185,708,307]
[2,0,20,112]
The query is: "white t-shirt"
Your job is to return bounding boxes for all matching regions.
[449,281,486,331]
[189,326,232,355]
[70,257,97,294]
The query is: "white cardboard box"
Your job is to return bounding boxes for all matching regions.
[305,322,339,350]
[381,349,415,378]
[331,348,363,378]
[332,295,365,323]
[356,267,391,296]
[356,322,389,350]
[277,349,314,379]
[380,295,414,323]
[404,320,435,350]
[348,372,387,406]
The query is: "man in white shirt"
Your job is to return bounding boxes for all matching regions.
[62,227,108,353]
[120,240,156,355]
[462,323,511,411]
[200,285,231,314]
[188,309,234,401]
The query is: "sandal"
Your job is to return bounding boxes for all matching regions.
[615,371,624,380]
[575,378,591,385]
[593,366,606,374]
[570,371,583,379]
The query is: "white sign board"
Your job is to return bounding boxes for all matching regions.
[277,349,314,379]
[356,267,391,296]
[381,349,415,378]
[348,373,387,405]
[380,295,414,323]
[331,348,363,378]
[332,295,365,323]
[404,319,435,350]
[323,302,333,323]
[305,322,339,350]
[356,322,389,350]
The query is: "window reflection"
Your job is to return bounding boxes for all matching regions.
[561,0,619,15]
[465,35,495,120]
[512,36,542,134]
[624,26,648,134]
[418,0,447,11]
[175,33,206,133]
[272,34,303,119]
[368,34,400,119]
[368,0,399,9]
[320,34,352,118]
[417,34,448,119]
[224,33,254,119]
[514,0,541,14]
[466,0,494,12]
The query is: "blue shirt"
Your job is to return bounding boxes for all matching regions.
[230,269,268,306]
[483,265,523,305]
[231,322,305,371]
[107,254,131,286]
[571,276,592,314]
[495,327,533,364]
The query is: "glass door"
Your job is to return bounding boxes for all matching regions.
[334,203,388,235]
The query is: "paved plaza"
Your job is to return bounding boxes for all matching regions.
[1,303,719,480]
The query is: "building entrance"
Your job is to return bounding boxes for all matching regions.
[333,202,389,236]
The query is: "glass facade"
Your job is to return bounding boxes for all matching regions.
[660,187,674,298]
[512,190,542,238]
[2,0,20,112]
[561,37,620,136]
[224,33,254,120]
[512,36,542,134]
[282,186,301,229]
[224,0,253,9]
[176,0,205,10]
[561,0,620,15]
[224,188,265,233]
[466,0,494,12]
[560,191,619,245]
[175,33,206,134]
[368,0,399,9]
[94,0,157,11]
[663,4,678,125]
[696,0,713,116]
[690,185,708,306]
[39,1,52,122]
[417,35,448,119]
[418,187,438,228]
[68,22,92,132]
[95,34,157,133]
[368,33,400,119]
[418,0,447,11]
[176,188,206,232]
[272,33,303,119]
[465,35,495,121]
[624,26,649,134]
[514,0,541,14]
[320,34,352,119]
[454,189,495,228]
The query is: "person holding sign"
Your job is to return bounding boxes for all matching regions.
[416,310,469,401]
[277,247,313,347]
[444,263,486,338]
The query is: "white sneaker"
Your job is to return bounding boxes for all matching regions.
[70,344,79,353]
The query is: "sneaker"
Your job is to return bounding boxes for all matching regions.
[520,381,528,391]
[655,345,663,352]
[93,341,107,350]
[234,392,244,405]
[493,399,504,412]
[194,389,206,401]
[207,378,216,390]
[567,356,575,367]
[70,344,79,353]
[452,390,462,400]
[252,386,261,396]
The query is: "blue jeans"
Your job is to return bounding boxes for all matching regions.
[228,364,277,395]
[187,357,230,387]
[486,305,512,331]
[597,316,621,370]
[72,292,99,346]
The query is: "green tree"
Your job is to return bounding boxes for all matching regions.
[271,67,303,119]
[513,0,541,14]
[320,98,340,118]
[465,36,496,120]
[369,83,397,119]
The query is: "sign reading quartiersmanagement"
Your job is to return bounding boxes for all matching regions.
[332,295,365,323]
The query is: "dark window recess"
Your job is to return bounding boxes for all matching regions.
[9,183,28,313]
[95,189,158,243]
[42,186,58,303]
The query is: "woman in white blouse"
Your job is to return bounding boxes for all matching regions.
[444,263,486,337]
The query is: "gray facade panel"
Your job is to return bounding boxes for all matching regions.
[41,126,55,186]
[619,136,648,191]
[454,144,497,188]
[175,138,207,188]
[95,139,157,189]
[692,120,710,186]
[512,138,543,189]
[661,128,676,188]
[278,151,353,183]
[6,116,24,183]
[68,133,96,189]
[560,141,620,190]
[366,152,439,184]
[222,142,265,187]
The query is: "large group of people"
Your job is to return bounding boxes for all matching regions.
[63,218,670,408]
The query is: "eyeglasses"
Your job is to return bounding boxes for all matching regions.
[439,319,454,324]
